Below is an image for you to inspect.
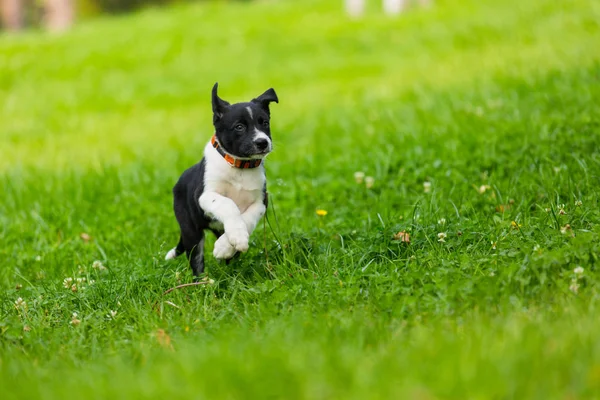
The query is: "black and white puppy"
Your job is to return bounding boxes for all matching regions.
[165,83,278,277]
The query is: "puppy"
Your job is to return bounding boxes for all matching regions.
[165,83,278,277]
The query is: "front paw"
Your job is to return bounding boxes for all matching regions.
[213,234,236,259]
[225,224,249,252]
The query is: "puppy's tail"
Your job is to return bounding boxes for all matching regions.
[165,237,185,260]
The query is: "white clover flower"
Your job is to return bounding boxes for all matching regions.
[478,185,491,194]
[423,181,431,193]
[574,266,584,275]
[70,312,81,326]
[365,176,375,189]
[560,224,572,235]
[569,279,579,294]
[92,260,107,271]
[354,171,365,184]
[63,277,73,289]
[201,276,215,285]
[14,297,27,310]
[438,218,446,225]
[575,200,583,207]
[437,232,447,242]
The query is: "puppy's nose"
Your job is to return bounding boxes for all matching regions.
[255,138,269,151]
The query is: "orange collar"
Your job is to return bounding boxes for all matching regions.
[211,135,262,169]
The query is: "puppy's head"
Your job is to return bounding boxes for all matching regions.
[211,83,279,159]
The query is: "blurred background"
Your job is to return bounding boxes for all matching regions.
[1,0,207,31]
[1,0,430,32]
[0,0,596,173]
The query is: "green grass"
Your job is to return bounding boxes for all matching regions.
[1,0,600,398]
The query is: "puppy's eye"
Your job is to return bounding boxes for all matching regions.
[234,124,245,131]
[263,120,270,128]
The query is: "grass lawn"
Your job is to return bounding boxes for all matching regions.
[1,0,600,398]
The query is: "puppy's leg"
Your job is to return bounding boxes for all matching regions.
[183,232,205,277]
[199,192,249,252]
[207,200,265,260]
[173,186,205,273]
[240,202,266,235]
[213,234,237,260]
[209,228,237,261]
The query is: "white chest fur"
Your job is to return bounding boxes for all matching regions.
[202,142,266,214]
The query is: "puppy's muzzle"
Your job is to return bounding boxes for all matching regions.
[254,138,270,152]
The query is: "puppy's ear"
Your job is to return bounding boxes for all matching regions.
[252,88,279,114]
[212,82,230,122]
